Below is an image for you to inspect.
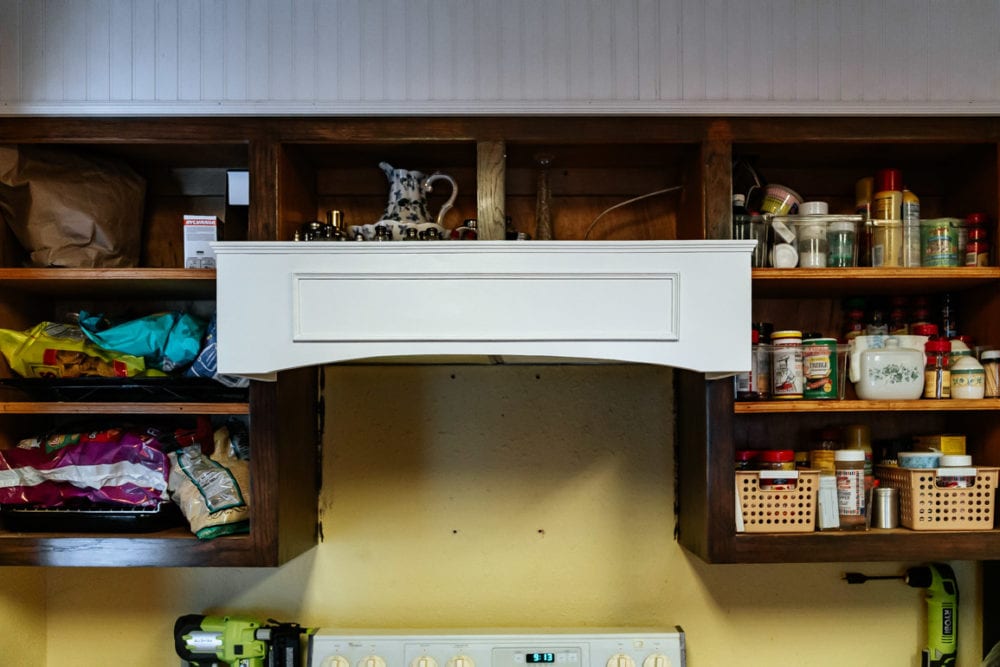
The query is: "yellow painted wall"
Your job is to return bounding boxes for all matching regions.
[40,365,982,666]
[0,567,45,666]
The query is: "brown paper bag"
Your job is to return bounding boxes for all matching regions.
[0,145,146,267]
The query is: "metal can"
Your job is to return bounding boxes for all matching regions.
[920,218,960,267]
[771,330,804,399]
[802,337,839,399]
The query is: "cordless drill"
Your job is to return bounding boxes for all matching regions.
[906,563,959,667]
[174,614,307,667]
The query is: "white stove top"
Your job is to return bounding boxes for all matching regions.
[308,628,685,667]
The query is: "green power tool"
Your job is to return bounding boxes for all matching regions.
[174,614,308,667]
[845,562,958,666]
[906,563,959,667]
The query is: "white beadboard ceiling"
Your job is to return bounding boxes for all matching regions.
[0,0,998,116]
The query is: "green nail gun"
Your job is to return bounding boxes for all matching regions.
[906,563,959,667]
[174,614,309,667]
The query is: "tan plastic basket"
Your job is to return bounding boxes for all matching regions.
[736,469,819,533]
[875,464,999,531]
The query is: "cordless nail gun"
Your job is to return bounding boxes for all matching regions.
[174,614,308,667]
[906,563,959,667]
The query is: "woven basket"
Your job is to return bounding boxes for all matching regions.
[875,464,998,531]
[737,470,818,533]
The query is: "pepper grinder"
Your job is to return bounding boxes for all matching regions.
[534,152,554,240]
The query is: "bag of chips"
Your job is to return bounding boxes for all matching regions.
[0,321,147,378]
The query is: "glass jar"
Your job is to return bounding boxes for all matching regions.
[924,339,951,399]
[982,350,1000,398]
[834,449,866,528]
[757,449,795,490]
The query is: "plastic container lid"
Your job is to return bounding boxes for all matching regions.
[834,449,866,461]
[911,323,939,336]
[799,201,829,215]
[758,449,795,463]
[735,449,758,462]
[967,212,989,225]
[981,350,1000,361]
[771,330,803,341]
[940,454,973,467]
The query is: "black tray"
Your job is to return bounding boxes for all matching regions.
[1,502,185,533]
[0,377,248,402]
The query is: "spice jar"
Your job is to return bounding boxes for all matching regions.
[835,449,866,528]
[966,225,990,266]
[771,330,804,399]
[757,449,795,489]
[735,449,758,471]
[758,449,795,471]
[982,350,1000,398]
[924,339,951,399]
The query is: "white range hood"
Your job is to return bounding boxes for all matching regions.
[212,240,754,380]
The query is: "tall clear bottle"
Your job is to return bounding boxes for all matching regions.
[902,188,921,267]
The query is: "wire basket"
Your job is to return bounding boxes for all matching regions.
[876,464,998,531]
[736,470,819,533]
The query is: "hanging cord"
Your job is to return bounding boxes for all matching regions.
[583,185,684,240]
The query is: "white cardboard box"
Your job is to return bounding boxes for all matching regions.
[183,215,219,268]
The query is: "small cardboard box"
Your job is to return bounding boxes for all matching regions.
[913,434,966,455]
[183,215,218,269]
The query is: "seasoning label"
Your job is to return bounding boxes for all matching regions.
[772,344,803,398]
[836,469,865,516]
[803,339,838,399]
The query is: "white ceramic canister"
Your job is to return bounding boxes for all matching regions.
[951,351,985,399]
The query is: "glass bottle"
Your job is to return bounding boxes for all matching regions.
[924,339,951,399]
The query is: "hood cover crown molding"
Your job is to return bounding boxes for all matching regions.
[213,240,754,380]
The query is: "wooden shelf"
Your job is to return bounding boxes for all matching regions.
[734,399,1000,413]
[752,267,1000,297]
[0,268,216,299]
[0,402,249,414]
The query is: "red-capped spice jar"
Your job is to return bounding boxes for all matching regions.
[735,449,758,471]
[965,225,990,266]
[924,339,952,399]
[757,449,796,489]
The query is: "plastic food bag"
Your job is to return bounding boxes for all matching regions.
[168,423,250,539]
[0,426,170,507]
[78,310,206,373]
[0,321,148,378]
[184,314,249,387]
[0,144,146,267]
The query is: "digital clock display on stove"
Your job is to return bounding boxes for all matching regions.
[526,653,556,663]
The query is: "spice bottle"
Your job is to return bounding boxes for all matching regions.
[810,427,840,475]
[901,188,921,267]
[770,330,804,399]
[835,449,867,529]
[924,339,952,399]
[940,293,958,340]
[966,225,990,266]
[982,350,1000,398]
[757,449,795,490]
[855,176,874,266]
[872,169,903,220]
[842,424,873,491]
[735,328,762,401]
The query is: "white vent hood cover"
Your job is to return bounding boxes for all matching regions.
[213,240,754,380]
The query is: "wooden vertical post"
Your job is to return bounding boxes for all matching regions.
[477,140,506,240]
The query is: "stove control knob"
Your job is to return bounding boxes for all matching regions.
[447,655,475,667]
[321,657,351,667]
[360,655,387,667]
[607,654,637,667]
[411,657,440,667]
[642,654,672,667]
